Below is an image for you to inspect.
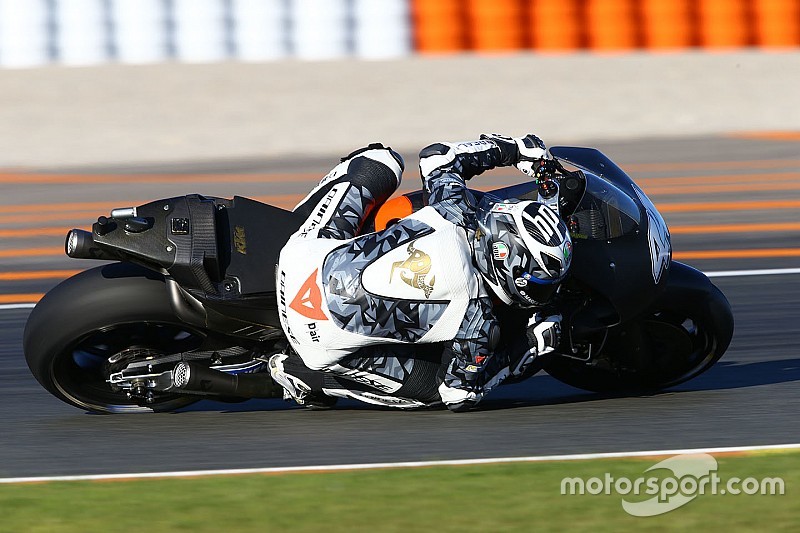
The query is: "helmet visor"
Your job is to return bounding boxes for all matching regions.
[512,266,559,305]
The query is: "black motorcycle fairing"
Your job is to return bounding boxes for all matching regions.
[83,194,305,299]
[87,194,222,293]
[649,261,734,357]
[70,194,305,339]
[548,147,672,325]
[567,175,641,240]
[216,196,305,297]
[193,196,303,339]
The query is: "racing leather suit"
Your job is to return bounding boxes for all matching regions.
[273,141,558,411]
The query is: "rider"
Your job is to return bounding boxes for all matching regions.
[269,134,572,411]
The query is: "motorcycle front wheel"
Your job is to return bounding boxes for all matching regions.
[546,264,734,394]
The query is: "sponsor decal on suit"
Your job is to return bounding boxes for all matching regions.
[278,271,298,343]
[492,241,509,260]
[306,322,321,343]
[389,241,436,298]
[290,269,328,321]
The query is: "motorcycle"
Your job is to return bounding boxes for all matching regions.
[23,147,734,413]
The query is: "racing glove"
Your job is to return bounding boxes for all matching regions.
[480,133,551,176]
[510,313,561,377]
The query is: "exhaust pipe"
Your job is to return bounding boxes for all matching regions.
[172,362,281,398]
[65,229,96,258]
[65,229,125,261]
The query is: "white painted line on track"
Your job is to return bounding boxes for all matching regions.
[705,267,800,278]
[2,443,799,485]
[0,303,36,310]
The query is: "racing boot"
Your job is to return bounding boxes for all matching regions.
[268,352,338,410]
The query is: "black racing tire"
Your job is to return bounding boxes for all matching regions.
[23,263,203,413]
[546,263,734,394]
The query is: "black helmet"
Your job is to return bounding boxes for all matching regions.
[473,198,572,307]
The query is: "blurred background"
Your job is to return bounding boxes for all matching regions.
[0,0,799,65]
[0,0,798,169]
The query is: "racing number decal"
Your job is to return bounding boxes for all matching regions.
[522,204,561,244]
[290,269,328,320]
[532,206,561,241]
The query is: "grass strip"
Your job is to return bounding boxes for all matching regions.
[0,451,797,532]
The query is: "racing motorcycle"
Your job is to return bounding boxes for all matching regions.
[23,147,734,413]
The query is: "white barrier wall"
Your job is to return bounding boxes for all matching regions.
[232,0,287,61]
[353,0,411,59]
[111,0,168,64]
[56,0,107,65]
[0,0,50,67]
[173,0,227,62]
[290,0,349,60]
[0,0,415,67]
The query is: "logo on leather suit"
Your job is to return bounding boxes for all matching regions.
[290,269,327,320]
[389,241,436,298]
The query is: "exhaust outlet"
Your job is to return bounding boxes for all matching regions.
[65,229,96,258]
[172,362,281,398]
[64,228,126,261]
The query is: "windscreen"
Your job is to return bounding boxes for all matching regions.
[565,170,641,240]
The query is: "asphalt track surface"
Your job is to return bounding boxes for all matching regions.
[0,134,798,478]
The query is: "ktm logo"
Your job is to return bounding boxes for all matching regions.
[289,269,328,321]
[233,225,247,255]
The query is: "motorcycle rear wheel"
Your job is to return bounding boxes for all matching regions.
[24,263,202,413]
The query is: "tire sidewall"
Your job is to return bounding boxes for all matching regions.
[23,263,192,410]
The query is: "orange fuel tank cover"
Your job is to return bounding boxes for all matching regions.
[374,195,413,231]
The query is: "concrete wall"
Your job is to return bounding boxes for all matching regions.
[1,51,798,168]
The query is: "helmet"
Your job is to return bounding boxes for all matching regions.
[473,198,572,307]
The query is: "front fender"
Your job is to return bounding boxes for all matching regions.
[653,261,735,356]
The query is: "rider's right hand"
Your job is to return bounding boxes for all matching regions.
[532,158,559,183]
[515,134,552,178]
